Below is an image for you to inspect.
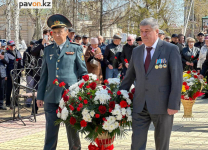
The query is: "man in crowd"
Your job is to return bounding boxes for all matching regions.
[31,29,50,114]
[178,34,186,48]
[68,28,76,42]
[195,32,205,49]
[119,17,182,150]
[171,34,182,53]
[81,35,90,46]
[120,35,137,78]
[98,35,106,81]
[158,29,165,40]
[6,40,23,108]
[135,36,143,46]
[104,34,123,79]
[74,35,82,45]
[1,42,6,51]
[165,36,171,43]
[23,40,36,107]
[0,43,9,110]
[37,14,87,150]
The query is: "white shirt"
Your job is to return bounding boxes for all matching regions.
[144,38,159,63]
[56,41,66,51]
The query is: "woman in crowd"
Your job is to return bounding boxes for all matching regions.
[181,37,200,71]
[84,38,103,84]
[197,36,208,71]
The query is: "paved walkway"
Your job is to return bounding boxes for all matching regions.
[0,98,208,150]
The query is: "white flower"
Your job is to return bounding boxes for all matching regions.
[70,91,76,97]
[94,89,111,104]
[115,104,121,109]
[108,78,120,85]
[126,98,132,105]
[108,124,116,132]
[116,114,122,120]
[90,111,95,117]
[108,116,116,124]
[82,108,89,115]
[114,121,119,128]
[111,109,120,115]
[103,123,109,130]
[59,98,65,109]
[88,73,97,81]
[127,116,132,122]
[121,108,126,115]
[61,107,68,120]
[57,112,61,118]
[126,107,131,116]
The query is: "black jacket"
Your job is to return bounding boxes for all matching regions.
[120,43,137,68]
[23,46,35,76]
[181,46,200,71]
[104,42,123,69]
[6,49,23,78]
[171,41,183,53]
[194,41,205,49]
[0,49,9,78]
[201,53,208,76]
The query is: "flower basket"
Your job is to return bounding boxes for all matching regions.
[181,99,196,118]
[93,133,114,150]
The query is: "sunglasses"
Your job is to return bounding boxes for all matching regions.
[127,39,132,41]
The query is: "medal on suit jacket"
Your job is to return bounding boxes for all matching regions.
[163,58,167,68]
[158,59,163,69]
[49,54,54,60]
[155,59,159,69]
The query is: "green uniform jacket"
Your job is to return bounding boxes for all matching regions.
[37,40,88,103]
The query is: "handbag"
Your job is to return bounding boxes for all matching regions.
[90,58,99,67]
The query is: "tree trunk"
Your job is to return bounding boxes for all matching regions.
[14,0,20,49]
[6,0,11,41]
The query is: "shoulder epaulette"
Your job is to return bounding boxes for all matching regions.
[70,42,81,46]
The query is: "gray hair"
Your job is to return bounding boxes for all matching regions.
[52,27,68,32]
[140,17,159,30]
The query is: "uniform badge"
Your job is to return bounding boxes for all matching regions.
[49,54,54,60]
[159,64,163,69]
[66,52,74,55]
[80,53,84,61]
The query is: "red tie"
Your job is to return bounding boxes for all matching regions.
[144,47,153,73]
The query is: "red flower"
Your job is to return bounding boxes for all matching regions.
[187,71,191,74]
[87,92,91,95]
[185,85,189,90]
[108,90,112,94]
[77,107,81,111]
[62,89,69,97]
[191,55,194,58]
[79,82,85,89]
[192,70,197,73]
[16,58,21,61]
[88,143,99,150]
[89,82,97,90]
[86,86,90,89]
[80,120,87,127]
[53,79,58,84]
[183,82,187,86]
[181,95,185,99]
[58,107,62,113]
[56,109,58,114]
[59,82,66,87]
[128,93,133,100]
[131,88,135,94]
[124,59,128,63]
[95,114,100,118]
[103,85,107,89]
[109,108,112,113]
[104,79,109,85]
[115,56,117,59]
[69,105,74,111]
[84,100,88,104]
[127,105,130,107]
[102,117,107,121]
[78,103,83,108]
[98,105,107,114]
[63,95,69,102]
[82,75,89,81]
[120,100,127,108]
[117,91,121,95]
[70,117,76,125]
[79,96,82,101]
[90,95,93,99]
[194,75,198,79]
[193,91,205,99]
[197,73,200,75]
[109,101,115,110]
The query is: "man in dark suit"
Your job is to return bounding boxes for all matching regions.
[195,32,205,49]
[119,17,183,150]
[37,14,88,150]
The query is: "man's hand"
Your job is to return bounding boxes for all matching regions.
[42,38,49,46]
[197,70,200,73]
[5,77,7,80]
[125,63,129,68]
[186,62,190,65]
[108,64,113,69]
[0,54,4,60]
[167,109,178,115]
[37,100,44,108]
[198,74,204,79]
[190,63,194,66]
[118,63,123,69]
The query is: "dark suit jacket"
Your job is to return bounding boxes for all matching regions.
[181,46,200,70]
[0,49,9,78]
[119,39,183,114]
[200,53,208,76]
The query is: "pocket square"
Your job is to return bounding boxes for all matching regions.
[66,52,74,55]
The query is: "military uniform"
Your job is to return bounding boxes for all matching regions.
[37,14,88,150]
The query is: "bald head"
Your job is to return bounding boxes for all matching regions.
[127,35,135,46]
[97,35,104,45]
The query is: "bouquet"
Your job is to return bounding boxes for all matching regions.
[181,70,207,100]
[53,73,134,144]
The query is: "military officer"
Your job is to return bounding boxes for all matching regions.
[37,14,88,150]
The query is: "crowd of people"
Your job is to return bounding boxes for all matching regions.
[0,26,208,111]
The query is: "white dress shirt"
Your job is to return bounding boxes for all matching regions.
[144,38,159,63]
[56,41,66,51]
